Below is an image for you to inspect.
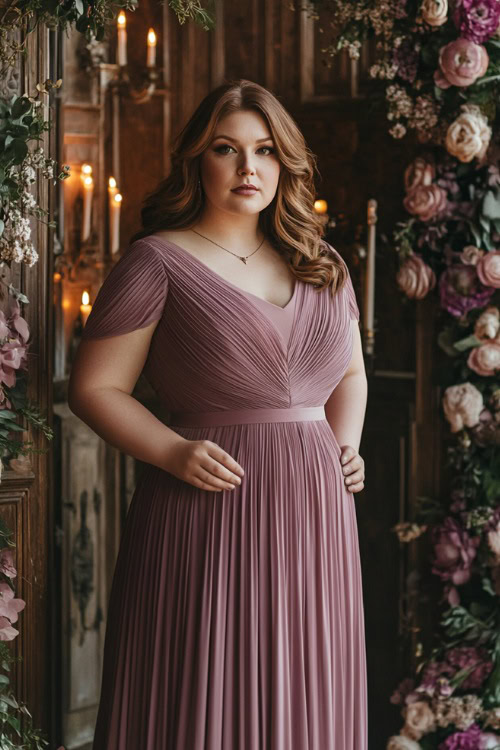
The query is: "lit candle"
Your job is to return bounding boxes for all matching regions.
[81,166,94,242]
[147,28,157,68]
[117,11,127,67]
[313,199,328,214]
[108,176,118,205]
[110,192,122,254]
[80,290,92,326]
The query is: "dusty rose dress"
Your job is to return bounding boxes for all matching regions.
[82,235,368,750]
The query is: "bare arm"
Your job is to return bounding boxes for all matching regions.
[68,322,244,490]
[324,321,368,453]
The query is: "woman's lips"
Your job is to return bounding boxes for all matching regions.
[231,187,259,195]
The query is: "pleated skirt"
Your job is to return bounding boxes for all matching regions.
[92,417,368,750]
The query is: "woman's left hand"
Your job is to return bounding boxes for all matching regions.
[339,446,365,493]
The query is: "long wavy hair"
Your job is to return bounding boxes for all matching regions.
[130,79,349,295]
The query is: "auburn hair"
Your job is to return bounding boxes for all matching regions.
[130,78,348,296]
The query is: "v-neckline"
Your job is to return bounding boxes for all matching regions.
[148,233,298,312]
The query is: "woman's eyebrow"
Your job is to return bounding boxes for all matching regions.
[211,135,274,143]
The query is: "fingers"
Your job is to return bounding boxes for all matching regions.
[192,441,245,492]
[340,447,365,494]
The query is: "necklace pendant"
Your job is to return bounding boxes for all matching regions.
[241,256,247,264]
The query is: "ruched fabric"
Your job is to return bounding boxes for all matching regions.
[84,236,367,750]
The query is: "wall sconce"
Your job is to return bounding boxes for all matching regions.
[111,10,160,103]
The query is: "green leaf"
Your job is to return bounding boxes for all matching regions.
[11,97,32,120]
[453,334,481,352]
[482,189,500,219]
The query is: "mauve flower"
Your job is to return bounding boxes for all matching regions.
[422,0,449,26]
[453,0,500,43]
[438,722,482,749]
[442,382,483,432]
[387,736,422,750]
[460,245,485,265]
[0,339,28,388]
[0,582,25,623]
[403,184,448,221]
[446,104,492,162]
[7,297,29,345]
[0,616,18,641]
[477,250,500,287]
[431,516,480,586]
[397,255,436,299]
[403,700,437,740]
[404,157,436,193]
[467,340,500,375]
[435,38,489,88]
[445,646,493,690]
[391,677,416,705]
[0,548,16,579]
[439,265,495,317]
[393,38,419,82]
[475,307,500,340]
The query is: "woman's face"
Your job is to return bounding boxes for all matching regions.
[199,109,281,218]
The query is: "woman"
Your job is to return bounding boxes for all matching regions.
[69,78,368,749]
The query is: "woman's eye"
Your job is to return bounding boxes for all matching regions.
[213,145,275,155]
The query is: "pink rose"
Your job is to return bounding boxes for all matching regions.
[397,255,437,299]
[442,382,483,432]
[431,516,480,586]
[435,38,489,88]
[403,184,448,221]
[477,250,500,287]
[468,340,500,375]
[402,700,437,740]
[404,157,435,194]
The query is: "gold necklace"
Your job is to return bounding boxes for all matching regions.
[190,228,265,265]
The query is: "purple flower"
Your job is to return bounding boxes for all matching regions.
[439,723,482,749]
[431,516,480,585]
[439,265,496,317]
[446,646,493,690]
[453,0,500,43]
[393,38,419,82]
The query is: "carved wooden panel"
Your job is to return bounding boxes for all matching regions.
[53,404,108,749]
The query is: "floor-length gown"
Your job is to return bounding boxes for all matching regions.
[82,234,368,750]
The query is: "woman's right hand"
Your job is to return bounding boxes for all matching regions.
[165,437,245,492]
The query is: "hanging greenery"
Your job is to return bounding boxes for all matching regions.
[294,0,500,747]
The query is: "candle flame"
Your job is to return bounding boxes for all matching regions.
[81,163,92,175]
[114,193,123,204]
[82,291,90,305]
[147,28,156,46]
[108,176,117,189]
[117,10,126,27]
[314,199,328,214]
[83,175,93,187]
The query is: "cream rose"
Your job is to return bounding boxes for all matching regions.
[442,382,484,432]
[445,104,492,163]
[460,245,485,265]
[387,736,422,750]
[397,255,436,299]
[487,522,500,560]
[404,157,435,194]
[468,341,500,376]
[475,307,500,341]
[421,0,448,26]
[403,184,447,221]
[477,251,500,288]
[402,700,437,740]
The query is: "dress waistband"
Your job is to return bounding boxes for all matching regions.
[169,405,326,427]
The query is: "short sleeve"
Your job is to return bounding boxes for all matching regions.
[81,240,168,340]
[322,240,360,321]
